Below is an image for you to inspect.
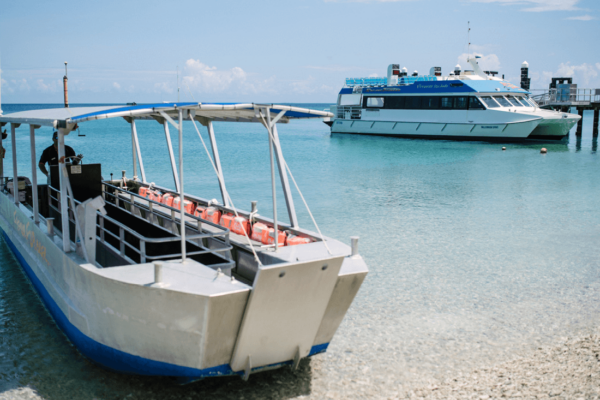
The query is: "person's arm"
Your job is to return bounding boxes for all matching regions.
[65,146,81,165]
[39,149,49,176]
[39,162,49,176]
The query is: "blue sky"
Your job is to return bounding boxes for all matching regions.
[0,0,598,104]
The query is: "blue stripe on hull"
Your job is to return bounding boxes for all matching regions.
[1,229,329,379]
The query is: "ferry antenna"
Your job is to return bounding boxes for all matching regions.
[468,21,471,59]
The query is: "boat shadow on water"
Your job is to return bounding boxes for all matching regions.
[0,236,314,399]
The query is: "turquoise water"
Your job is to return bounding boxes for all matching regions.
[1,104,599,398]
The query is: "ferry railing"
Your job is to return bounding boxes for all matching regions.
[337,106,362,120]
[47,185,234,269]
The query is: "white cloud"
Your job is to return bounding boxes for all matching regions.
[304,65,359,72]
[290,76,336,95]
[457,53,501,71]
[182,59,247,94]
[154,81,174,94]
[11,79,30,92]
[35,79,60,92]
[566,15,595,20]
[324,0,414,2]
[556,62,598,85]
[530,63,600,88]
[468,0,580,12]
[113,82,121,90]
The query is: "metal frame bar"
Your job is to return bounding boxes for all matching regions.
[162,120,180,192]
[57,129,70,252]
[131,120,146,182]
[10,123,18,205]
[258,108,299,231]
[47,184,233,267]
[29,125,39,224]
[178,109,186,261]
[265,109,279,251]
[270,116,298,228]
[130,120,138,180]
[206,120,230,207]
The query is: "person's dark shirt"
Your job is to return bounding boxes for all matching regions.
[39,145,76,166]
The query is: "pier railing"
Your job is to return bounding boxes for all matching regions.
[532,88,600,108]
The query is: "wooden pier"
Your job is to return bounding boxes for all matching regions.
[532,87,600,136]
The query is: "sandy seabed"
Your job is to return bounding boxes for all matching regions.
[1,327,599,400]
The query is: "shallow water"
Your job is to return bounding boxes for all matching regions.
[1,104,599,398]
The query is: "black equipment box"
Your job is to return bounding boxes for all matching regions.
[50,163,102,202]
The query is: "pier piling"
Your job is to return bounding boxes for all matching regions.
[576,108,584,136]
[594,108,599,137]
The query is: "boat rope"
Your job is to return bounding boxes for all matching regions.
[188,115,263,266]
[257,111,332,255]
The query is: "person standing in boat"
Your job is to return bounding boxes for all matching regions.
[38,131,82,177]
[1,129,6,159]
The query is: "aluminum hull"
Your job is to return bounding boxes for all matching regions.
[0,193,367,379]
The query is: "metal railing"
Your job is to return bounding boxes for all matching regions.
[337,106,362,120]
[532,88,600,107]
[48,184,234,269]
[345,75,439,88]
[346,77,388,87]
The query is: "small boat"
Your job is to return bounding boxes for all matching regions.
[0,102,368,382]
[328,57,580,141]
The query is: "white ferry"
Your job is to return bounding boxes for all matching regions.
[328,57,580,141]
[0,102,367,382]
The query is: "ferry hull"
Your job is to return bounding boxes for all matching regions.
[330,118,542,142]
[527,115,578,140]
[0,193,367,380]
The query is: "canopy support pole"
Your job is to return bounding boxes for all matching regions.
[178,109,186,261]
[265,109,278,252]
[270,115,298,228]
[163,121,180,192]
[130,121,138,180]
[57,129,71,252]
[206,120,229,207]
[131,120,146,182]
[29,125,40,224]
[10,123,18,205]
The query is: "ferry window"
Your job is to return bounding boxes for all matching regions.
[480,96,500,108]
[506,96,523,107]
[513,96,529,106]
[455,97,468,109]
[422,97,440,109]
[406,97,422,109]
[385,96,405,109]
[494,96,512,107]
[440,97,453,109]
[468,97,484,109]
[365,97,384,108]
[339,94,362,106]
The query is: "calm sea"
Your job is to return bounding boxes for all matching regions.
[1,103,599,398]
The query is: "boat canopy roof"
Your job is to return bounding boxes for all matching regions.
[0,102,333,128]
[339,79,529,95]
